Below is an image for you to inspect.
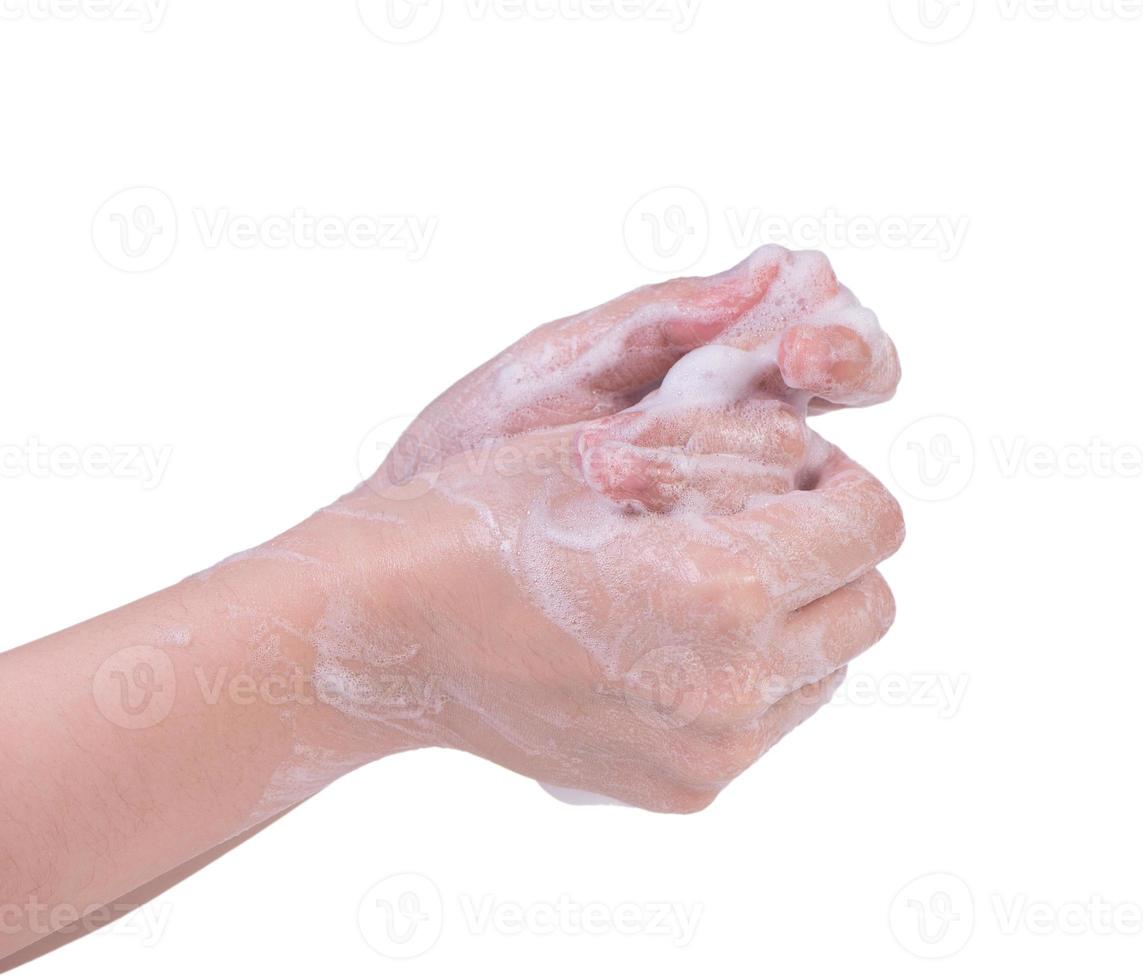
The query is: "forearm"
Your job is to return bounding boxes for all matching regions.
[0,506,422,958]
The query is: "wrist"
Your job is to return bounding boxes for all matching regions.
[167,504,438,827]
[271,486,456,758]
[298,478,533,759]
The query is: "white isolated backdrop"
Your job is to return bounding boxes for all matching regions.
[2,1,1142,976]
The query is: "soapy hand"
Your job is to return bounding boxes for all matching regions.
[307,250,907,812]
[322,371,903,812]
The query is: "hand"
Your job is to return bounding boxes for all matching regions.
[383,246,901,484]
[317,400,904,813]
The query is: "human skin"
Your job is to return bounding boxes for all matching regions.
[0,248,903,962]
[384,245,899,483]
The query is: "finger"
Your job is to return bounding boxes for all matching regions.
[384,248,785,482]
[700,573,893,726]
[734,443,905,608]
[776,570,896,684]
[779,300,901,410]
[582,442,795,514]
[388,247,896,481]
[570,247,786,397]
[708,666,849,776]
[579,399,807,468]
[642,667,848,795]
[752,665,848,752]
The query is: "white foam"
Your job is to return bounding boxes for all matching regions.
[538,782,630,807]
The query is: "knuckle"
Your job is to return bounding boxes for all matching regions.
[859,570,897,635]
[671,728,758,786]
[769,405,809,460]
[714,729,766,777]
[850,473,905,554]
[662,787,721,815]
[872,483,907,552]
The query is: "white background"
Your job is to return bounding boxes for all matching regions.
[2,0,1142,975]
